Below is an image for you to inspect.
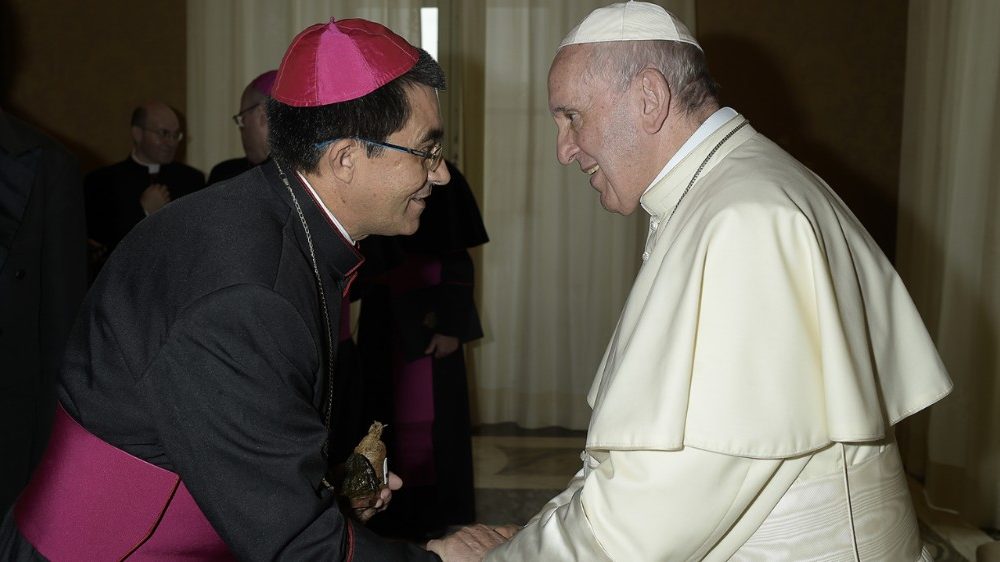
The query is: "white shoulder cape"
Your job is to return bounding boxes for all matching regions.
[587,117,952,457]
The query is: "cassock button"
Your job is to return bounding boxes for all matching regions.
[641,251,650,261]
[15,269,26,279]
[650,220,659,231]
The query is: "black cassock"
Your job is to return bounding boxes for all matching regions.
[355,161,489,540]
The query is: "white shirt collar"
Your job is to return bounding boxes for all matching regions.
[642,106,738,196]
[296,171,355,245]
[130,150,161,174]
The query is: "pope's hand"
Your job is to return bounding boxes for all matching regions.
[489,524,520,539]
[425,524,511,561]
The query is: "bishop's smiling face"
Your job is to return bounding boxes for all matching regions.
[350,83,450,238]
[548,45,645,215]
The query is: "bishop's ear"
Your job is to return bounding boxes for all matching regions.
[637,68,671,134]
[320,139,357,184]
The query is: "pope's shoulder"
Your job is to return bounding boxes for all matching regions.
[703,133,832,207]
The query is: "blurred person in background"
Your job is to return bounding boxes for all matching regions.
[208,70,277,184]
[84,100,204,269]
[0,107,86,516]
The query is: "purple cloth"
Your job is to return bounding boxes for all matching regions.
[14,405,233,560]
[272,18,418,107]
[250,70,278,97]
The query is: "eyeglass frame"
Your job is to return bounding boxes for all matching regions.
[143,128,184,142]
[314,137,444,172]
[232,103,262,128]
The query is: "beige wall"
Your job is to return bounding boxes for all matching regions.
[1,0,189,174]
[696,0,908,259]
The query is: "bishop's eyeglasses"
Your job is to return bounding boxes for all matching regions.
[315,137,444,172]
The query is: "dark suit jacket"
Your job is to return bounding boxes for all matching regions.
[0,112,86,513]
[6,160,437,561]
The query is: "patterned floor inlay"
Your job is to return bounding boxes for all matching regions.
[473,435,584,490]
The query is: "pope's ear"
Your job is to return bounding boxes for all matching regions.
[320,139,357,184]
[637,67,671,134]
[130,125,144,146]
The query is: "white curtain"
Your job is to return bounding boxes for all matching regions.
[186,0,422,175]
[471,0,696,429]
[896,0,1000,528]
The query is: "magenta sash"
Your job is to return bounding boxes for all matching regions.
[13,405,234,561]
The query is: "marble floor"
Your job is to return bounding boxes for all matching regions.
[470,430,999,561]
[472,433,584,527]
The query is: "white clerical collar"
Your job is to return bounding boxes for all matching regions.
[642,106,738,197]
[130,150,161,174]
[296,171,355,245]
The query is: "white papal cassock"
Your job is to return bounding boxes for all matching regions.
[486,111,952,561]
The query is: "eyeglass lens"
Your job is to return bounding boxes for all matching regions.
[149,129,183,141]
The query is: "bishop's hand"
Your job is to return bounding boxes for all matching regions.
[350,471,402,523]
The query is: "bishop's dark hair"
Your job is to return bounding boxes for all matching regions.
[267,49,445,173]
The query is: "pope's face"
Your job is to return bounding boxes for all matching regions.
[548,46,644,215]
[350,83,450,238]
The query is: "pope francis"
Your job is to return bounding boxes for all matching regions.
[430,3,953,561]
